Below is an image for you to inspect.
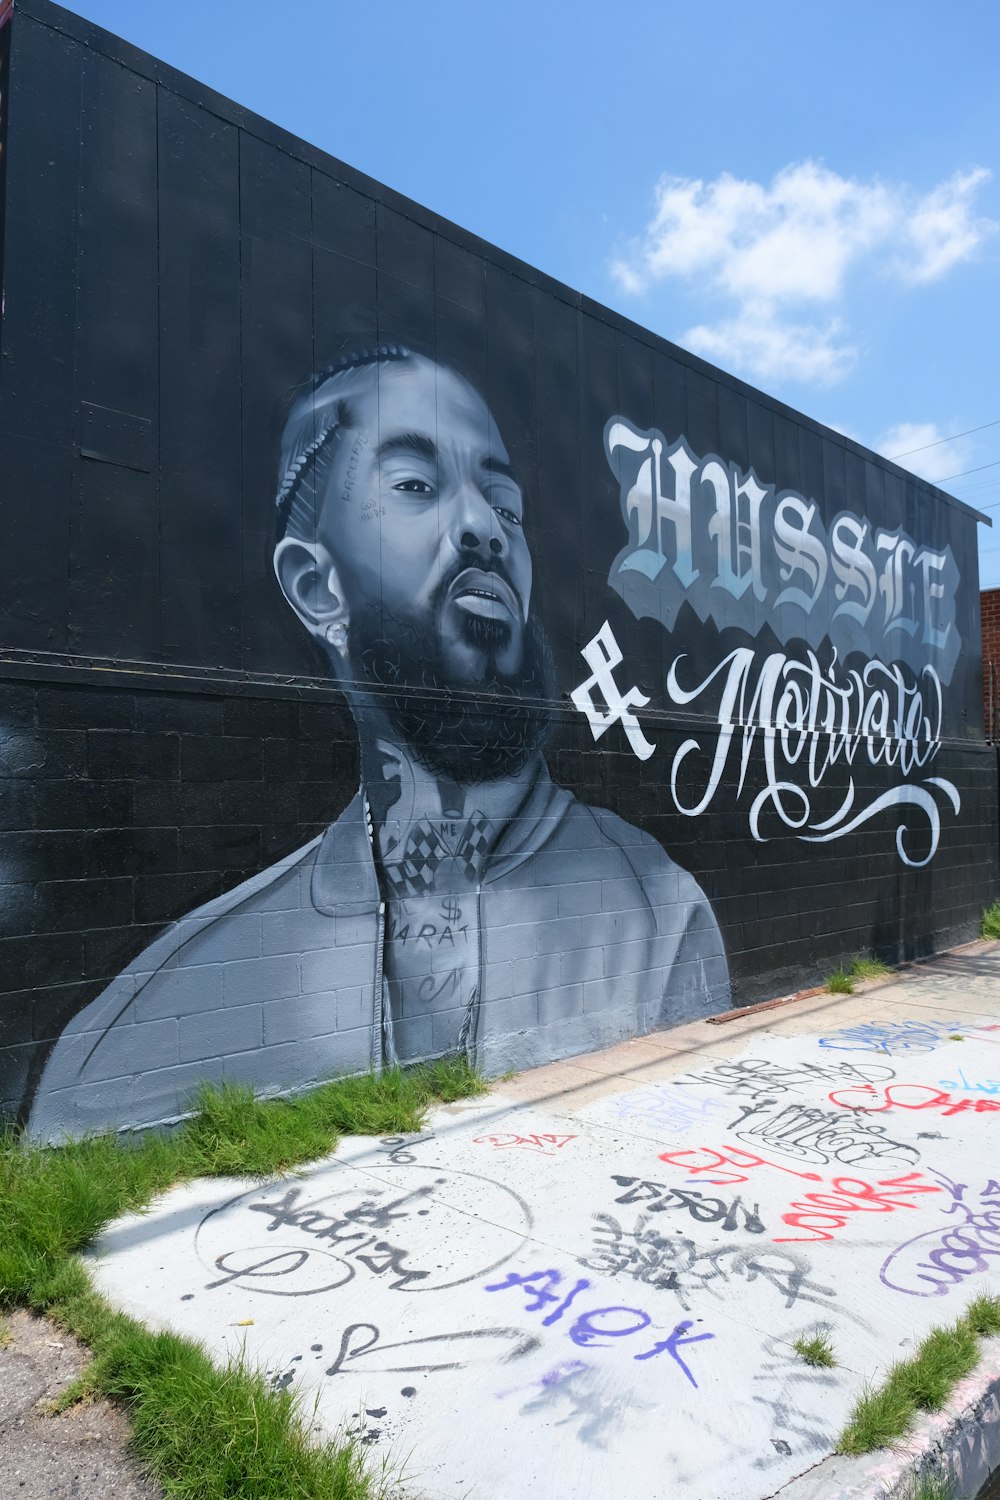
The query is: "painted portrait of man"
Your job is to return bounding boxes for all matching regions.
[28,346,729,1140]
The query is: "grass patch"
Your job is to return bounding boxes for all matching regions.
[792,1332,836,1368]
[838,1374,918,1455]
[902,1477,954,1500]
[183,1055,485,1178]
[837,1296,1000,1454]
[848,956,892,981]
[46,1272,383,1500]
[0,1059,485,1301]
[0,1058,486,1498]
[892,1323,978,1410]
[982,901,1000,939]
[825,954,894,995]
[964,1292,1000,1337]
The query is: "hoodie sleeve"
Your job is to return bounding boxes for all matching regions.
[610,817,731,1027]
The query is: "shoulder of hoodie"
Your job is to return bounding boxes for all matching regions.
[152,832,328,960]
[27,832,330,1124]
[65,833,327,1031]
[560,794,712,907]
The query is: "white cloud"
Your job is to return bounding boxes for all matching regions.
[610,161,996,387]
[684,309,856,387]
[897,168,995,284]
[873,421,973,485]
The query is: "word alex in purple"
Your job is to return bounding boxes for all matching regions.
[483,1267,714,1388]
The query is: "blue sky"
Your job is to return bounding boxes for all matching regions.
[61,0,1000,584]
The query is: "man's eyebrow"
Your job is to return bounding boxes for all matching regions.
[376,431,437,462]
[482,454,519,483]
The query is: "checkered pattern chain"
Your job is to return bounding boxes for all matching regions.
[385,815,493,897]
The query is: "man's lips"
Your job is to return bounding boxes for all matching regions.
[447,567,523,623]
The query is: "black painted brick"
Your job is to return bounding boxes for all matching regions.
[133,870,223,924]
[87,730,180,781]
[182,734,261,781]
[133,693,224,734]
[41,877,134,934]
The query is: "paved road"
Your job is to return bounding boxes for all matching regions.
[0,1308,161,1499]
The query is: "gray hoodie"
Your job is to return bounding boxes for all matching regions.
[28,767,729,1141]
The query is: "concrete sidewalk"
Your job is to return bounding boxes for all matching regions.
[86,942,1000,1499]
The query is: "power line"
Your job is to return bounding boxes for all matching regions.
[887,418,1000,460]
[949,474,999,490]
[950,481,998,496]
[937,459,1000,483]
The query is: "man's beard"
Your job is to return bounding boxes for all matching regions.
[346,598,555,783]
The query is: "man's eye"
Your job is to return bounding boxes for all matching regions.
[494,505,522,527]
[392,478,433,494]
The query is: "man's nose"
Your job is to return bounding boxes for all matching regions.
[460,528,505,558]
[452,484,507,560]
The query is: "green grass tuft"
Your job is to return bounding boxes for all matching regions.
[982,901,1000,939]
[849,955,892,980]
[44,1370,93,1414]
[837,1372,916,1454]
[825,954,894,996]
[419,1052,490,1103]
[182,1058,485,1178]
[0,1056,487,1498]
[836,1297,1000,1454]
[902,1476,954,1500]
[962,1292,1000,1338]
[893,1323,978,1411]
[792,1332,836,1368]
[45,1276,384,1500]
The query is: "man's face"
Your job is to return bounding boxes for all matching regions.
[317,358,532,681]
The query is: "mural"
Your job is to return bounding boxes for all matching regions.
[27,349,729,1138]
[0,3,992,1139]
[578,421,963,867]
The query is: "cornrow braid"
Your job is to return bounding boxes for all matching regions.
[308,342,412,393]
[275,343,413,538]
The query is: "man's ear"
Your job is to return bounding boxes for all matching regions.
[273,537,350,653]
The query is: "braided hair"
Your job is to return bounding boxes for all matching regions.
[275,343,415,541]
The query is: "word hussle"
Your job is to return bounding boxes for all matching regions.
[605,418,961,685]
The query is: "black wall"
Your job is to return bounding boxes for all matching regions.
[0,0,995,1128]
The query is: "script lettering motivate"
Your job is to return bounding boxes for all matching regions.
[571,623,960,868]
[664,646,958,867]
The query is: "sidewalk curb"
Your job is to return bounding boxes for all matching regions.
[777,1340,1000,1499]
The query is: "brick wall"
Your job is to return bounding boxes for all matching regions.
[983,589,1000,739]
